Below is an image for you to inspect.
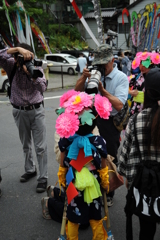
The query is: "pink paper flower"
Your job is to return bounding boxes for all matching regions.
[140,52,151,61]
[64,92,93,113]
[56,112,80,138]
[60,90,79,107]
[136,52,142,58]
[132,57,141,69]
[150,53,160,64]
[94,94,112,119]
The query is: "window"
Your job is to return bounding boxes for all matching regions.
[118,23,130,34]
[46,56,57,62]
[57,56,66,63]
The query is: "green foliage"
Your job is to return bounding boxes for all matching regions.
[0,1,88,57]
[79,110,95,126]
[56,108,65,115]
[48,24,81,41]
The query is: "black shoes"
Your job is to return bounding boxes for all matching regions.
[36,181,47,193]
[20,170,37,182]
[20,169,47,193]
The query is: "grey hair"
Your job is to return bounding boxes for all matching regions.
[108,55,114,63]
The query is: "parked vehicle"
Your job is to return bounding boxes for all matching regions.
[44,53,77,75]
[0,68,9,92]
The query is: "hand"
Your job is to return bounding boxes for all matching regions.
[130,89,138,97]
[23,65,30,75]
[82,68,91,78]
[98,81,104,94]
[18,47,34,61]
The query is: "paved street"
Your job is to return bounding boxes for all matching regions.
[0,86,160,240]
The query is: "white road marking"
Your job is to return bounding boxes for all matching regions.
[0,95,61,103]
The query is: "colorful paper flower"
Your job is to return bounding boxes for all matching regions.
[140,52,151,61]
[64,92,93,113]
[136,52,142,58]
[60,89,79,107]
[127,75,135,82]
[56,112,80,138]
[132,57,141,69]
[94,94,112,119]
[150,53,160,64]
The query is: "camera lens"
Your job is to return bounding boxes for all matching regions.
[85,70,101,94]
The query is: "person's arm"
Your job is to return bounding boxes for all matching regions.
[129,89,138,97]
[98,81,123,111]
[7,47,34,61]
[101,157,107,168]
[60,151,66,167]
[75,68,91,91]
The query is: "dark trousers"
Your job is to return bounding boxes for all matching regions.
[48,187,65,223]
[97,116,121,198]
[139,217,156,240]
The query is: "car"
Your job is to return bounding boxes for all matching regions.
[0,68,9,92]
[44,53,78,75]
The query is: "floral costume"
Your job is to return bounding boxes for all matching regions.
[56,90,112,239]
[58,134,107,224]
[129,73,145,117]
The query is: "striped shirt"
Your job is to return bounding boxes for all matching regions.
[0,48,47,106]
[118,108,160,187]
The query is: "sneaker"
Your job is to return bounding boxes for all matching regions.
[107,197,114,207]
[20,170,37,182]
[41,197,51,220]
[36,181,47,193]
[47,185,54,198]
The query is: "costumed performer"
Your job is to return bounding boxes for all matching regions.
[53,90,112,239]
[129,51,160,117]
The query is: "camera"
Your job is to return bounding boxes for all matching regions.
[107,29,118,37]
[17,54,43,79]
[85,67,102,94]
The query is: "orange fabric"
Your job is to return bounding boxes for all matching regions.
[67,220,79,240]
[57,166,67,188]
[89,219,108,240]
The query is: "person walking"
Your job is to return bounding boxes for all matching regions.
[78,52,87,77]
[118,68,160,240]
[0,43,48,193]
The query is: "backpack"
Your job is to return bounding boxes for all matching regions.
[6,63,17,98]
[125,114,160,240]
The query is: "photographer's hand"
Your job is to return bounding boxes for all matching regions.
[7,47,34,61]
[83,68,91,78]
[75,68,91,92]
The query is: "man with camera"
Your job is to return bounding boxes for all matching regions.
[75,44,129,206]
[0,43,48,193]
